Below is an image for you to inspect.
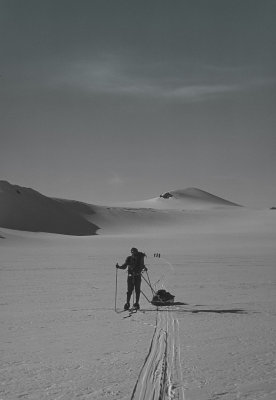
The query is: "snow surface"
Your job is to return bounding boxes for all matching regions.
[1,181,276,399]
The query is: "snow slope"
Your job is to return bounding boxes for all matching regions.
[1,181,276,400]
[114,187,241,210]
[0,181,241,236]
[1,225,276,400]
[0,181,98,235]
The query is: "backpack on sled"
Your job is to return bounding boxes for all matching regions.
[151,289,175,306]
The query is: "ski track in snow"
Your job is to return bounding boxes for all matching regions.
[130,308,185,400]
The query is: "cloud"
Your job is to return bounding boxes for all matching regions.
[52,59,235,99]
[43,55,276,103]
[167,84,239,100]
[108,173,125,186]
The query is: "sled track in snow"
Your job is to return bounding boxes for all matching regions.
[131,309,185,400]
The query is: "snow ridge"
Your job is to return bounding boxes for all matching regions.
[0,181,242,235]
[0,181,98,235]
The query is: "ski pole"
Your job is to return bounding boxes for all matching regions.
[115,267,118,312]
[145,270,155,296]
[140,289,152,304]
[141,273,157,295]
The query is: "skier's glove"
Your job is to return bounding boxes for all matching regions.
[116,263,120,269]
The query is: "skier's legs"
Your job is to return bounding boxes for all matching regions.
[127,276,134,303]
[134,276,142,304]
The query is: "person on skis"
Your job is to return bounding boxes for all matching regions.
[116,247,147,310]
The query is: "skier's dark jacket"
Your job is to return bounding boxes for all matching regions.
[118,252,146,276]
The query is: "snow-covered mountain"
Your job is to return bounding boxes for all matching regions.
[0,181,241,235]
[114,187,241,209]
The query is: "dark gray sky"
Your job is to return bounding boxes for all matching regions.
[1,0,275,207]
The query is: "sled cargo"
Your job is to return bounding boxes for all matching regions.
[151,289,175,306]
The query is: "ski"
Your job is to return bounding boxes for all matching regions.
[123,306,141,318]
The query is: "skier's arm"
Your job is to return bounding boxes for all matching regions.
[116,257,129,269]
[116,263,127,269]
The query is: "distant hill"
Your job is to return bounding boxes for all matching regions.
[160,188,240,206]
[0,181,98,235]
[114,187,241,210]
[0,181,241,236]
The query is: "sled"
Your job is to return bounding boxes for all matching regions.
[151,289,175,306]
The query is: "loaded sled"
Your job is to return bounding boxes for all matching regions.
[151,289,175,306]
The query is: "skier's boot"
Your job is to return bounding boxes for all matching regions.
[134,292,140,310]
[124,302,130,310]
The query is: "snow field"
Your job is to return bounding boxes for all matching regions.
[1,231,276,399]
